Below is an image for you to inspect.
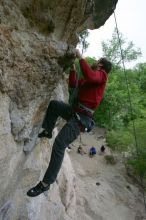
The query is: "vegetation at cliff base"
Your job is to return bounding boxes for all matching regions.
[77,28,146,183]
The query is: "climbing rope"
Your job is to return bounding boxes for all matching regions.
[113,11,146,210]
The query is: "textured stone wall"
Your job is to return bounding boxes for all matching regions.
[0,0,118,219]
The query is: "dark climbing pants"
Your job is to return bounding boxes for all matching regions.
[42,100,80,184]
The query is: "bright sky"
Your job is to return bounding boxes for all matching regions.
[83,0,146,67]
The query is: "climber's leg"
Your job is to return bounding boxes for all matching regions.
[38,100,73,138]
[27,117,80,197]
[43,117,80,184]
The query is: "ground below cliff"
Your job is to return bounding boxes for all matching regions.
[68,127,146,220]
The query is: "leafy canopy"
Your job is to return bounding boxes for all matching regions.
[102,28,142,66]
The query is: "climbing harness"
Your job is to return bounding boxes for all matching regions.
[113,11,146,210]
[75,112,95,132]
[78,102,94,115]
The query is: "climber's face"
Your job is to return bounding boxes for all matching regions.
[96,60,103,70]
[91,59,103,71]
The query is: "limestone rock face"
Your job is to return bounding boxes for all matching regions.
[0,0,118,219]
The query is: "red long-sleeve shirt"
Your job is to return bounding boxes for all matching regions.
[69,59,108,111]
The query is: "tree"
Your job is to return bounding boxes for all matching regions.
[134,63,146,93]
[102,28,142,66]
[78,30,89,54]
[98,29,146,183]
[94,29,144,128]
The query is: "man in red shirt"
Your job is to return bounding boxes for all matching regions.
[27,50,112,197]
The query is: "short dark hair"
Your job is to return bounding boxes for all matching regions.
[99,58,112,74]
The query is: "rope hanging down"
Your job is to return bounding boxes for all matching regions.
[113,11,146,211]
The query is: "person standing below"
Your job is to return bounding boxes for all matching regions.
[27,49,112,197]
[89,146,97,157]
[100,145,105,153]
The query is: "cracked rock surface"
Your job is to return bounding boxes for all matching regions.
[0,0,120,219]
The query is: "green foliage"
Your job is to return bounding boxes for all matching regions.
[78,30,89,54]
[97,28,146,182]
[106,129,133,152]
[102,28,142,65]
[127,153,146,178]
[76,28,146,182]
[129,119,146,150]
[67,27,146,182]
[106,118,146,179]
[89,29,145,132]
[106,119,146,151]
[94,64,146,128]
[134,62,146,93]
[127,119,146,179]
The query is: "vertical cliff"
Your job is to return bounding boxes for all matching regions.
[0,0,118,219]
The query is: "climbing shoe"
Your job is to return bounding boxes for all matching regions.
[38,130,52,139]
[27,181,50,197]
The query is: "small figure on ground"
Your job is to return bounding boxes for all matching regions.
[77,146,86,155]
[89,146,96,157]
[100,145,105,153]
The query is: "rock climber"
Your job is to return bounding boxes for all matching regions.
[27,49,112,197]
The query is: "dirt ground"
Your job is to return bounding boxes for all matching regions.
[67,127,146,220]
